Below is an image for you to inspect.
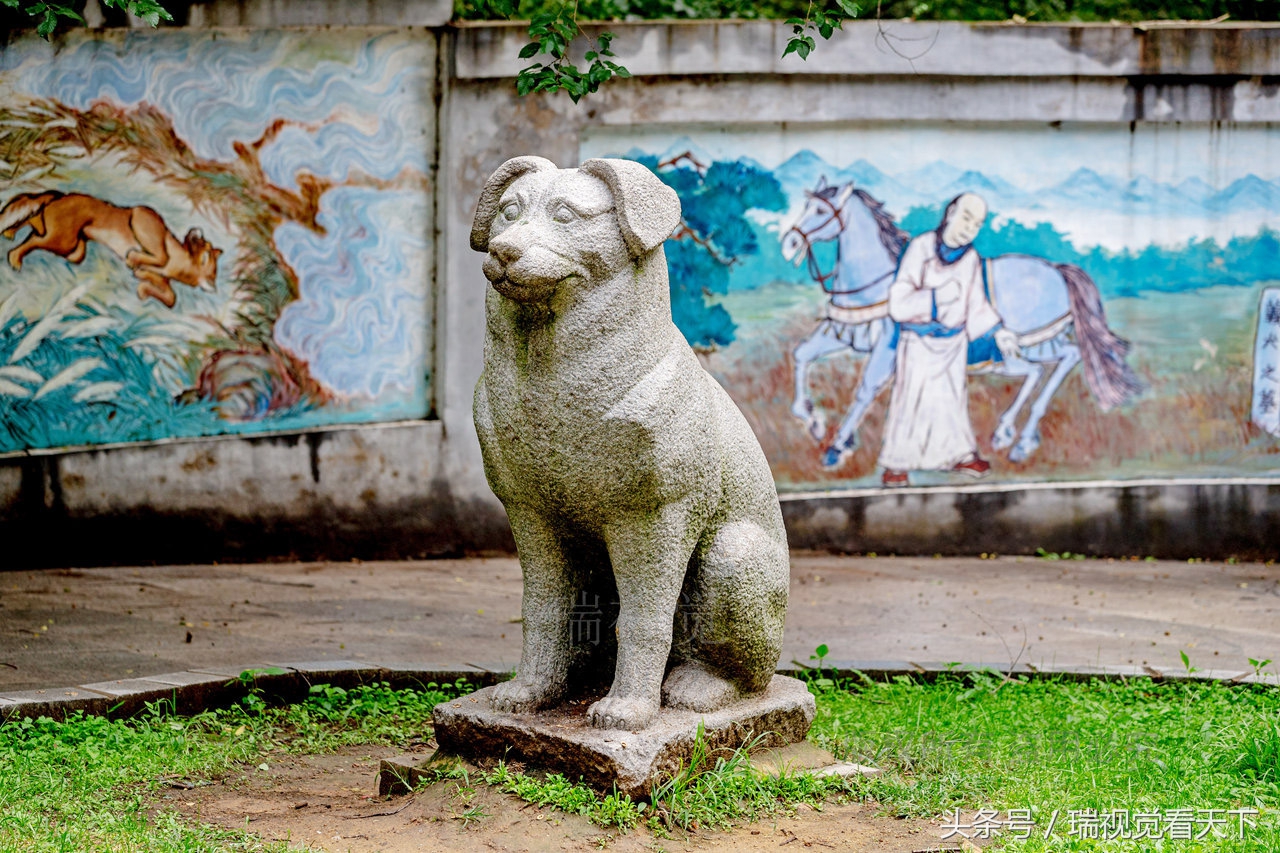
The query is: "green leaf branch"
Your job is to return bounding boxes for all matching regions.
[4,0,173,38]
[516,11,630,104]
[784,0,860,60]
[484,0,860,102]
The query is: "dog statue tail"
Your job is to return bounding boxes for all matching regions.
[0,191,62,239]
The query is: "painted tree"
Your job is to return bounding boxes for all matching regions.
[635,153,785,349]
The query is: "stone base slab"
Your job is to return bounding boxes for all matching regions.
[431,675,816,797]
[377,750,462,796]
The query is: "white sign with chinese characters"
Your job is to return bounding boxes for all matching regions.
[941,807,1260,842]
[1254,287,1280,437]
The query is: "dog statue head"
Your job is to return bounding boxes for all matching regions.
[471,156,681,304]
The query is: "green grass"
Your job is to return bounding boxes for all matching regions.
[810,672,1280,850]
[1,674,1277,850]
[0,679,468,853]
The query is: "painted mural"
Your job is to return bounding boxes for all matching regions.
[582,123,1280,490]
[0,30,432,454]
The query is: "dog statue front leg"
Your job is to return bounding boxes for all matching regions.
[589,503,696,730]
[490,506,574,713]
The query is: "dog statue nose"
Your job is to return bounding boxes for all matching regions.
[489,234,522,265]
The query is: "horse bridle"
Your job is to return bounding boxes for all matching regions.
[783,190,869,296]
[784,191,844,290]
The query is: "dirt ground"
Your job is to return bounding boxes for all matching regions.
[168,745,967,852]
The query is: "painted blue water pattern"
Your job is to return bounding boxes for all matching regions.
[261,111,424,190]
[273,186,429,401]
[12,31,429,182]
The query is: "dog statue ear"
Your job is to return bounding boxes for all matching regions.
[471,155,558,252]
[579,158,681,257]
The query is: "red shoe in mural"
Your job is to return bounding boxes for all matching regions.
[952,456,991,478]
[881,469,909,488]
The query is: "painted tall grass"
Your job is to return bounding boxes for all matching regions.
[0,294,219,453]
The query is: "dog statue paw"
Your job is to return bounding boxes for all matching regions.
[471,156,791,730]
[586,695,659,731]
[488,676,564,714]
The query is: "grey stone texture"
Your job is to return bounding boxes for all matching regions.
[748,740,839,776]
[373,747,471,794]
[378,755,431,796]
[377,750,464,796]
[745,740,881,778]
[1,686,113,720]
[183,0,452,27]
[468,156,791,731]
[432,676,816,797]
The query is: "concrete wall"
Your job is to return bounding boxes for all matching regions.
[2,15,1279,566]
[444,20,1280,560]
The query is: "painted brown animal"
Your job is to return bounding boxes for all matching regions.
[0,191,221,308]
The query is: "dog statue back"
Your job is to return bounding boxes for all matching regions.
[472,156,790,731]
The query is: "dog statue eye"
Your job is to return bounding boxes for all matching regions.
[551,204,577,224]
[500,201,521,222]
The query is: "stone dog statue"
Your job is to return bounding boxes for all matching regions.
[471,155,790,731]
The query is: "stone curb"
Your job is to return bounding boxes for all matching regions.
[788,660,1280,686]
[2,660,1275,723]
[0,662,512,723]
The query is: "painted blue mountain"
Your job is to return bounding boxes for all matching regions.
[773,152,916,207]
[895,160,966,192]
[772,149,832,190]
[1117,175,1207,215]
[652,138,715,173]
[617,145,1280,301]
[1207,175,1280,212]
[843,159,902,194]
[770,153,1280,222]
[939,170,1027,204]
[1123,175,1168,202]
[635,145,1280,220]
[1176,176,1216,203]
[1045,168,1122,204]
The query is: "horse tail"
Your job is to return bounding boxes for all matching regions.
[1058,263,1144,411]
[0,191,60,236]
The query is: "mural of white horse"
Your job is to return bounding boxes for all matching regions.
[780,177,1143,469]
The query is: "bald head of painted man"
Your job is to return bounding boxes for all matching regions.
[939,192,988,250]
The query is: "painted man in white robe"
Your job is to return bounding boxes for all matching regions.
[878,193,1020,487]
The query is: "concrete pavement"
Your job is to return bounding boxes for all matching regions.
[2,554,1278,696]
